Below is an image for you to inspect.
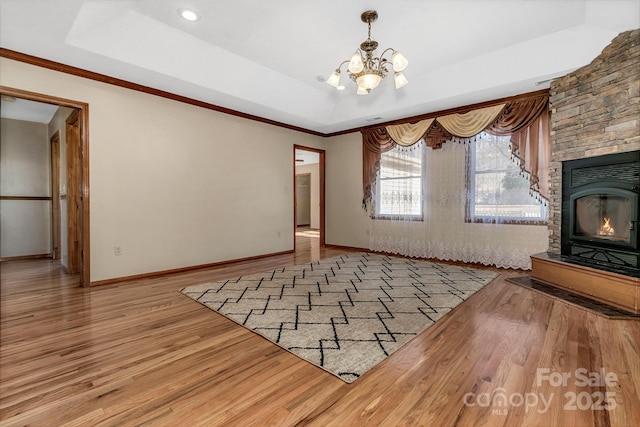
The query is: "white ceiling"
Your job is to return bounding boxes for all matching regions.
[1,0,638,134]
[295,149,319,166]
[0,96,59,123]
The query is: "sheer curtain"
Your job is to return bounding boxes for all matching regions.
[370,138,549,270]
[370,140,428,256]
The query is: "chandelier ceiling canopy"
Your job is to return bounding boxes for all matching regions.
[327,10,408,95]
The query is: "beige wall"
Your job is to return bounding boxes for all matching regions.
[0,118,51,257]
[0,58,326,281]
[324,132,371,249]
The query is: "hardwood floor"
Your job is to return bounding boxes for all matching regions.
[1,236,638,426]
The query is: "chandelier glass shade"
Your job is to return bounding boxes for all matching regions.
[327,10,408,95]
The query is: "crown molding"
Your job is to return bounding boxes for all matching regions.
[0,48,325,137]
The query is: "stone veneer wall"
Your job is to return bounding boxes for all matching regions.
[547,28,640,254]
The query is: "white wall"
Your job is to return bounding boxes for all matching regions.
[295,163,319,229]
[0,58,325,281]
[0,118,51,257]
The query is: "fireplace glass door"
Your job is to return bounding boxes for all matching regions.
[574,194,631,243]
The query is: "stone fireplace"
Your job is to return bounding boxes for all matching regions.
[530,28,639,314]
[548,29,639,254]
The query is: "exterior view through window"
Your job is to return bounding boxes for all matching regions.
[467,133,547,223]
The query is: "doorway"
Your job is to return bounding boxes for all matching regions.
[0,86,90,286]
[294,146,325,248]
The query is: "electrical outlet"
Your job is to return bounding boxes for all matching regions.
[114,246,122,256]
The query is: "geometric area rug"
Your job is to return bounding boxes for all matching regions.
[180,253,498,383]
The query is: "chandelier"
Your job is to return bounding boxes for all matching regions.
[326,10,408,95]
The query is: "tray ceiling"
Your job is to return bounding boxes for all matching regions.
[1,0,638,133]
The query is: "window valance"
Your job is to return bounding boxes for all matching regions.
[433,104,505,138]
[386,119,435,146]
[362,92,550,208]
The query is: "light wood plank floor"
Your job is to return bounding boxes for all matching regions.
[1,236,638,426]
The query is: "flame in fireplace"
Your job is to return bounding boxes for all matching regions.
[598,217,615,236]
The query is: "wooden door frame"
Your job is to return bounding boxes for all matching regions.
[1,86,91,287]
[293,145,325,247]
[65,110,82,274]
[50,130,61,260]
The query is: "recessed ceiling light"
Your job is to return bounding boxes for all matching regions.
[337,85,346,91]
[178,8,200,22]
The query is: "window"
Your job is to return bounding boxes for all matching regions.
[375,142,424,219]
[467,133,547,224]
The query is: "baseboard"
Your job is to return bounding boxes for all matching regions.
[90,249,295,286]
[323,243,369,252]
[0,253,51,262]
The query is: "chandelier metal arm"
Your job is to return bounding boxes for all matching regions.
[379,48,396,62]
[334,59,350,72]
